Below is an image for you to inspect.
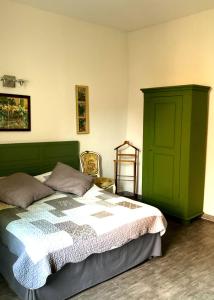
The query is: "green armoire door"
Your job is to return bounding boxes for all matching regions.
[141,85,210,222]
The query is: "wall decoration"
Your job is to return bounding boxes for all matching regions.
[0,93,31,131]
[75,85,89,134]
[0,75,26,88]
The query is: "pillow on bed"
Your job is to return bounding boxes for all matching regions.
[34,171,52,183]
[0,173,54,209]
[44,162,93,196]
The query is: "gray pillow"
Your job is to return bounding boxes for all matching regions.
[0,173,54,209]
[44,162,93,196]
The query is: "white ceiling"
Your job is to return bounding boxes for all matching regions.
[11,0,214,31]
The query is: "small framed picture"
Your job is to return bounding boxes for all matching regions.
[0,93,31,131]
[75,85,89,134]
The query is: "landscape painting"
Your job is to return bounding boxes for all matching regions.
[0,93,31,131]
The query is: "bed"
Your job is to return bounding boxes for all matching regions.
[0,141,167,300]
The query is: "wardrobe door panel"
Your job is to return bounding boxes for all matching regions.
[143,96,182,214]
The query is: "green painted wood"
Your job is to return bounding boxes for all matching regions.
[141,85,210,222]
[0,141,80,177]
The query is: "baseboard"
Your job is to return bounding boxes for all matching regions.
[201,213,214,222]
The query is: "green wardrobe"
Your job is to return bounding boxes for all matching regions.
[141,85,210,222]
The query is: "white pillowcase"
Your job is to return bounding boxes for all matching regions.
[34,171,52,183]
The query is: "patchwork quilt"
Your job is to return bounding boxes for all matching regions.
[0,185,167,289]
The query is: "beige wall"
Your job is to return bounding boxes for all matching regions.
[127,9,214,215]
[0,0,128,178]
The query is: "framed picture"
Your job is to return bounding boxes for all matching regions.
[0,93,31,131]
[75,85,89,134]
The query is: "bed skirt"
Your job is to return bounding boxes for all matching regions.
[0,233,161,300]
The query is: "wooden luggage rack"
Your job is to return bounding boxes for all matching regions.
[114,141,139,199]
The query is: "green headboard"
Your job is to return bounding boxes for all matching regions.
[0,141,79,177]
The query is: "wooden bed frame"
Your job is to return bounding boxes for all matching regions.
[0,141,162,300]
